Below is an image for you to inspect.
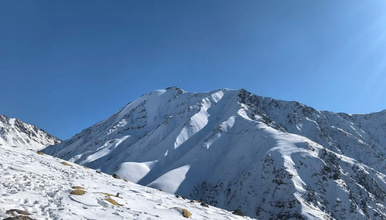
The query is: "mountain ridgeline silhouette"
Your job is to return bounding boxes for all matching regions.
[43,87,386,219]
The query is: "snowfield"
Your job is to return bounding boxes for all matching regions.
[0,144,252,220]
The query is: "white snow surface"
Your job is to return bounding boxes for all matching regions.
[0,144,251,220]
[0,115,60,150]
[43,87,386,219]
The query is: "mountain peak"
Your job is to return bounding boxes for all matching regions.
[166,86,185,92]
[0,114,60,150]
[43,89,386,219]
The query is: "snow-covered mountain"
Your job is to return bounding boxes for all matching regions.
[0,114,60,150]
[43,87,386,219]
[0,144,248,220]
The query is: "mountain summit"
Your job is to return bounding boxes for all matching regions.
[43,87,386,219]
[0,114,60,150]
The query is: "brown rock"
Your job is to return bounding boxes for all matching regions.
[71,186,85,190]
[232,209,245,216]
[181,208,192,218]
[61,161,72,167]
[6,209,31,216]
[105,197,123,206]
[70,189,86,195]
[4,216,33,220]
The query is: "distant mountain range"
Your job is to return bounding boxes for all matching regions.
[4,87,385,219]
[0,114,60,150]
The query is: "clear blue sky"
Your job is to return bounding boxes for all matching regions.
[1,0,386,140]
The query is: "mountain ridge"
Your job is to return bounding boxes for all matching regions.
[0,114,61,150]
[43,87,386,219]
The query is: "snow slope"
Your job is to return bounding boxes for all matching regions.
[43,87,386,219]
[0,144,251,220]
[0,115,60,150]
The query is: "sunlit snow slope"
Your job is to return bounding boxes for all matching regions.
[0,144,250,220]
[44,87,386,219]
[0,115,60,150]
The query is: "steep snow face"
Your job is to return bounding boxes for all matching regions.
[0,115,60,150]
[44,87,386,219]
[0,144,249,220]
[237,90,386,173]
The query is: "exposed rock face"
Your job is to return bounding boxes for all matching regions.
[0,115,60,150]
[43,87,386,219]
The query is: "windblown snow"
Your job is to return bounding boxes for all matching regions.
[38,87,386,219]
[0,144,251,220]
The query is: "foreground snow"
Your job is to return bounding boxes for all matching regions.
[0,145,251,220]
